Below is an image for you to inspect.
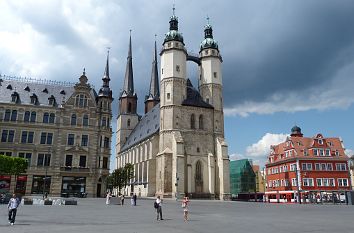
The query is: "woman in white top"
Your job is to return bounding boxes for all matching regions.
[181,196,190,222]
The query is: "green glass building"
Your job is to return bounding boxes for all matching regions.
[230,159,256,199]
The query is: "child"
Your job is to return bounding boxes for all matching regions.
[181,196,189,222]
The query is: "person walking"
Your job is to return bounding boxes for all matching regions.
[8,193,20,226]
[130,194,134,206]
[155,196,163,220]
[181,196,190,222]
[105,191,111,205]
[121,194,125,205]
[133,193,137,206]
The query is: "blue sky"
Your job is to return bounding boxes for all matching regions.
[0,0,353,169]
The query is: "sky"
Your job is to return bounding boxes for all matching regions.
[1,0,353,169]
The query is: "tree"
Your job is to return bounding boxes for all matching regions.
[106,163,134,194]
[0,154,28,176]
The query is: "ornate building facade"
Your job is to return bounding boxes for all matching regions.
[116,12,230,200]
[0,54,113,197]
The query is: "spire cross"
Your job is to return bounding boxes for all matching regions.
[207,15,210,24]
[172,4,175,15]
[106,47,111,55]
[129,29,132,36]
[83,68,86,75]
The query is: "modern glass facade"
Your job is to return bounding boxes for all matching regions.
[230,159,256,198]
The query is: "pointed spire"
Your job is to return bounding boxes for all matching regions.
[98,49,113,98]
[121,31,134,97]
[148,36,160,99]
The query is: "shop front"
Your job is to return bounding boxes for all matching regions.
[61,176,86,197]
[15,175,27,195]
[0,175,11,193]
[31,175,51,194]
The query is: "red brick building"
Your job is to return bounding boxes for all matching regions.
[265,126,350,203]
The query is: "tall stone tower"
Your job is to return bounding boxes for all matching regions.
[199,19,224,136]
[116,34,139,154]
[157,9,187,196]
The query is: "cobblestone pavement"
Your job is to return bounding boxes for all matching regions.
[1,198,354,233]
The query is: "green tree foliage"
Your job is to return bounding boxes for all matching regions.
[106,163,134,193]
[0,154,28,176]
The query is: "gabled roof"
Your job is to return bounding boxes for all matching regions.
[120,103,160,152]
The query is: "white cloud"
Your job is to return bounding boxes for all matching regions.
[229,153,245,161]
[345,149,354,157]
[246,133,288,157]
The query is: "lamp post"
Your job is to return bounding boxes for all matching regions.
[42,152,49,199]
[295,160,301,204]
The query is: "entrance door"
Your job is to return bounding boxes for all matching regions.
[96,183,101,197]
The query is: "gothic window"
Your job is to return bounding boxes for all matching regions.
[71,114,77,126]
[190,114,195,129]
[176,65,180,72]
[196,161,202,180]
[83,115,89,126]
[101,117,107,127]
[127,119,131,127]
[128,103,132,113]
[199,115,204,130]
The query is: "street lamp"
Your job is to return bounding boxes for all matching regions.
[42,152,49,199]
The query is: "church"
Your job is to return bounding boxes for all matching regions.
[115,10,230,200]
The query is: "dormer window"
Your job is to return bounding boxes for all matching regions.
[11,92,19,103]
[75,94,88,108]
[30,94,38,105]
[318,139,323,145]
[48,95,56,106]
[7,84,12,90]
[42,88,48,93]
[60,90,66,95]
[24,86,30,92]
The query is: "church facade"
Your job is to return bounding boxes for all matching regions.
[115,12,230,200]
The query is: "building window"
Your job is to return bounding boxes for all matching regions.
[313,149,318,156]
[213,72,217,78]
[1,130,15,143]
[65,155,73,167]
[67,134,75,146]
[79,156,87,167]
[290,164,296,171]
[335,150,339,156]
[4,109,11,121]
[199,115,204,129]
[40,132,53,145]
[167,93,171,100]
[0,151,12,157]
[127,119,131,127]
[104,137,110,148]
[327,163,333,171]
[10,110,17,122]
[30,111,36,122]
[336,163,347,171]
[303,178,314,187]
[319,149,324,156]
[321,163,327,171]
[318,139,323,145]
[101,117,107,127]
[21,131,34,144]
[24,111,30,122]
[191,114,195,129]
[325,149,330,156]
[43,113,49,123]
[102,157,108,169]
[315,163,321,170]
[81,135,88,147]
[37,153,51,166]
[75,94,88,108]
[338,178,348,187]
[49,113,55,124]
[176,65,180,72]
[48,96,56,106]
[18,152,32,167]
[291,178,297,187]
[304,149,308,156]
[316,178,322,187]
[128,103,132,113]
[83,115,89,126]
[71,114,77,126]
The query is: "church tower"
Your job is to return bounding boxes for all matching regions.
[116,34,139,154]
[157,8,187,197]
[144,39,160,113]
[199,18,230,200]
[199,18,224,136]
[97,50,114,176]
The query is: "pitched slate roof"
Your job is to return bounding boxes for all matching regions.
[121,103,160,152]
[0,77,74,107]
[182,79,214,109]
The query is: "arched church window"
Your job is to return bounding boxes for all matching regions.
[128,103,132,113]
[190,114,195,129]
[199,115,204,130]
[196,161,202,181]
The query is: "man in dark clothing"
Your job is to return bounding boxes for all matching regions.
[8,193,20,226]
[133,193,137,206]
[155,196,163,220]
